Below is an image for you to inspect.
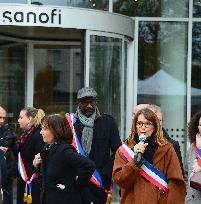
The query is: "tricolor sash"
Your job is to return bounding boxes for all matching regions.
[18,152,38,203]
[119,144,168,193]
[193,142,201,167]
[67,114,113,194]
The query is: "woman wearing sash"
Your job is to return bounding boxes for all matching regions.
[185,111,201,204]
[33,114,95,204]
[112,108,186,204]
[17,107,45,204]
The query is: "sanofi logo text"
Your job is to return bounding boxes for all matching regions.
[1,9,61,25]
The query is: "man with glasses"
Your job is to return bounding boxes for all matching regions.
[0,106,17,204]
[68,87,121,204]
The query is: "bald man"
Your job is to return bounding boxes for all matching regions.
[132,104,149,119]
[132,104,184,177]
[0,106,17,204]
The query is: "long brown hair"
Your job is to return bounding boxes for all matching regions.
[128,108,166,146]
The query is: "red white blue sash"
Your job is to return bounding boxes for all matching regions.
[119,144,168,193]
[67,114,112,194]
[194,143,201,167]
[18,152,38,203]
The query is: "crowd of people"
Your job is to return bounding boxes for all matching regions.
[0,87,200,204]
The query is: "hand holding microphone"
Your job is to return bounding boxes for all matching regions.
[133,134,148,167]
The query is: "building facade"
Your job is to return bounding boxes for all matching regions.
[0,1,201,201]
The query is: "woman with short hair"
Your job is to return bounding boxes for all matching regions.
[33,114,95,204]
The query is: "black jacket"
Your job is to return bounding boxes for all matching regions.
[40,142,95,204]
[0,150,7,203]
[74,113,121,204]
[163,128,184,176]
[17,126,45,204]
[0,125,17,179]
[0,150,7,188]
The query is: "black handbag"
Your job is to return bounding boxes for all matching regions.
[190,171,201,191]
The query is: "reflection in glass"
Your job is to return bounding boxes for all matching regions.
[193,0,201,17]
[34,45,83,114]
[0,0,26,2]
[89,35,123,203]
[31,0,109,10]
[192,23,201,115]
[0,42,26,128]
[123,41,127,137]
[113,0,188,17]
[138,21,188,159]
[89,35,122,125]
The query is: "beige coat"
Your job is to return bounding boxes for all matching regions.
[112,141,186,204]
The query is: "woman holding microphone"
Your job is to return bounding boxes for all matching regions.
[112,108,186,204]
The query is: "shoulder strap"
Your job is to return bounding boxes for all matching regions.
[67,114,113,194]
[193,142,201,167]
[119,144,168,193]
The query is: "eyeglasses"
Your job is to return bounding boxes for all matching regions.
[0,116,6,120]
[136,121,153,128]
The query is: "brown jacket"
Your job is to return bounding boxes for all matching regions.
[112,141,186,204]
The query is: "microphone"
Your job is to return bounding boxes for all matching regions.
[136,133,146,162]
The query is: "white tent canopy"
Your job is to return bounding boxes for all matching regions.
[138,69,201,96]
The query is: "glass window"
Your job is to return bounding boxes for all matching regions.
[31,0,109,10]
[34,44,83,114]
[191,23,201,115]
[123,41,127,137]
[89,35,122,125]
[193,0,201,17]
[138,22,188,160]
[113,0,188,17]
[89,34,124,203]
[0,42,26,129]
[0,0,26,2]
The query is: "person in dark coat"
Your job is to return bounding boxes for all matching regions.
[0,106,17,204]
[33,114,95,204]
[70,87,122,204]
[16,107,45,204]
[0,149,7,203]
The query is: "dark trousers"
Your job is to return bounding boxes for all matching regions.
[3,180,13,204]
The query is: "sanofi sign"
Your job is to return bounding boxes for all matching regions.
[0,6,61,26]
[0,5,134,38]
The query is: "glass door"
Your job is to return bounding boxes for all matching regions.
[85,31,129,135]
[33,44,83,114]
[0,40,26,129]
[85,30,129,203]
